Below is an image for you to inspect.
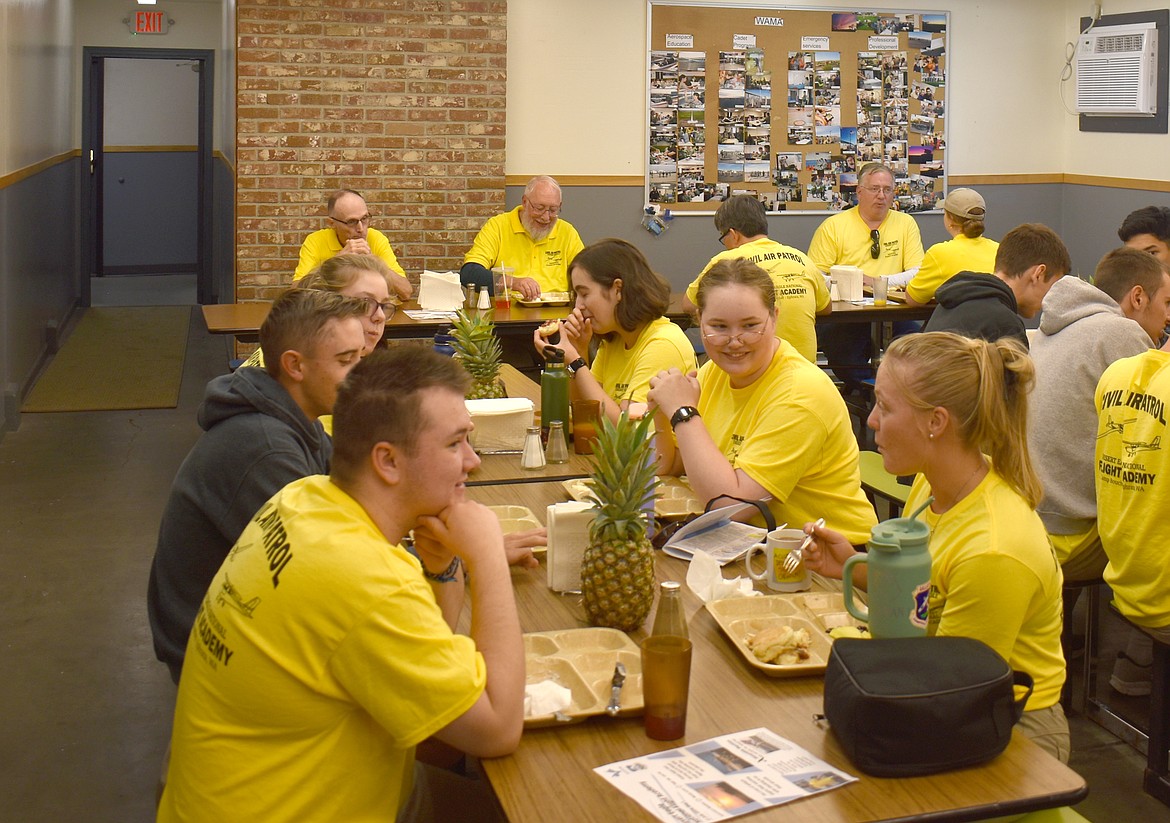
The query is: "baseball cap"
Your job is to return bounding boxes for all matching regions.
[942,188,986,220]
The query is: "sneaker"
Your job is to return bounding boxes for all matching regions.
[1109,650,1152,696]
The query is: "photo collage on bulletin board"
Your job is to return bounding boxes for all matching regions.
[648,6,948,214]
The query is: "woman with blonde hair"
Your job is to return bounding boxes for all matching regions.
[905,188,998,306]
[802,332,1069,761]
[242,254,397,370]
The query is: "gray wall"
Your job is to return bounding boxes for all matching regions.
[102,151,199,271]
[1,159,82,432]
[507,185,1061,290]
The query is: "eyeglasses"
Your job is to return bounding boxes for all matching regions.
[701,324,767,347]
[860,184,893,196]
[330,213,372,229]
[525,201,561,217]
[870,229,881,260]
[718,228,732,246]
[361,297,397,319]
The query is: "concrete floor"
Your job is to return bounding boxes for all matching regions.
[0,306,1168,821]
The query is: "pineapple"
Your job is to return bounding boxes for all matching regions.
[450,309,505,399]
[582,412,661,631]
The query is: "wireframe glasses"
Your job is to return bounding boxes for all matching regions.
[330,213,371,229]
[361,297,397,319]
[861,184,893,196]
[870,229,881,260]
[526,202,561,216]
[701,324,767,347]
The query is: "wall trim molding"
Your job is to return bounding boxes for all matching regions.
[0,150,80,190]
[103,145,199,153]
[510,172,1170,192]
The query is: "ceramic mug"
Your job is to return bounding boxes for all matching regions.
[745,527,811,592]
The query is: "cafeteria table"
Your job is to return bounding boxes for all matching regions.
[467,482,1088,823]
[468,364,594,486]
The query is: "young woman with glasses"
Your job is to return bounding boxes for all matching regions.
[241,254,397,371]
[533,239,696,422]
[647,258,877,543]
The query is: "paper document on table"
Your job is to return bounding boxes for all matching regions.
[595,727,856,822]
[403,309,460,321]
[662,502,768,566]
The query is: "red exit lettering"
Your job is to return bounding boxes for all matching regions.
[136,11,163,33]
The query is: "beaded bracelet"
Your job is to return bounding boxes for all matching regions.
[422,555,462,583]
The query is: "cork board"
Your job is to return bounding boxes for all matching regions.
[647,3,948,214]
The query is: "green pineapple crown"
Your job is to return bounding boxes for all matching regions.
[450,309,503,382]
[584,411,661,544]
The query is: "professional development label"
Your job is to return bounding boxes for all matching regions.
[868,35,900,50]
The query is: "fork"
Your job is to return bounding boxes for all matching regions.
[783,518,825,574]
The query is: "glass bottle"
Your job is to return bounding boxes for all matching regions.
[545,421,569,464]
[520,426,546,470]
[642,581,692,740]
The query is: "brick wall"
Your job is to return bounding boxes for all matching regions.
[235,0,507,302]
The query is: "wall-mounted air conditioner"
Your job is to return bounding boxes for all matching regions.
[1075,22,1158,116]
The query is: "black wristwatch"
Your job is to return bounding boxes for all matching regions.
[669,405,701,429]
[566,357,588,376]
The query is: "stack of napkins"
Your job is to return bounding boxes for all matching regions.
[830,265,865,302]
[466,398,534,453]
[546,501,595,592]
[418,269,465,311]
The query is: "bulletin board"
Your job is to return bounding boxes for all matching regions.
[647,3,949,214]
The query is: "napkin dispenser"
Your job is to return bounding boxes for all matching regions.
[830,265,865,302]
[546,501,594,592]
[465,398,534,453]
[418,269,466,311]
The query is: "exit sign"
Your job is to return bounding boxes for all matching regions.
[125,9,173,35]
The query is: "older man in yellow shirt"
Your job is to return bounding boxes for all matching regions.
[461,176,584,300]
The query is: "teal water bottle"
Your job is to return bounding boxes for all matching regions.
[540,347,570,449]
[842,499,933,638]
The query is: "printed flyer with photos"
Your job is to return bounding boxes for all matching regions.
[594,727,856,822]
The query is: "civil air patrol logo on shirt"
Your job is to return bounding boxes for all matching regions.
[728,434,745,467]
[544,250,563,267]
[912,581,929,629]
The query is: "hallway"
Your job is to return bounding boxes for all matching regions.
[0,309,1166,821]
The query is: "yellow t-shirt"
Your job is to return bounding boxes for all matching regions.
[907,234,999,304]
[807,207,924,276]
[690,339,877,544]
[1094,349,1170,628]
[907,470,1066,711]
[464,206,585,293]
[159,476,485,823]
[686,237,830,362]
[590,317,697,404]
[293,227,406,281]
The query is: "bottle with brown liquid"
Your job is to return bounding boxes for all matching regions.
[641,581,692,740]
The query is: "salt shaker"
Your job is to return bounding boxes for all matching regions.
[521,426,546,470]
[545,421,569,464]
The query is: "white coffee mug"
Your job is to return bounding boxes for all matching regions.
[745,527,811,592]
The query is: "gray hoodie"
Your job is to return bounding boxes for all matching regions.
[1029,275,1152,534]
[147,367,331,682]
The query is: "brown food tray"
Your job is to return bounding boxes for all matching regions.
[523,628,643,727]
[707,592,866,677]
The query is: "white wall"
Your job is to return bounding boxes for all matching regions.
[0,0,75,174]
[1062,0,1170,180]
[506,0,1069,177]
[72,0,225,150]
